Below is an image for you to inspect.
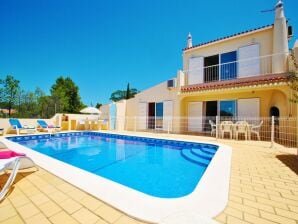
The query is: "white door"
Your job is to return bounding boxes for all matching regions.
[163,100,173,131]
[138,102,147,130]
[188,102,203,132]
[188,57,204,85]
[237,98,260,118]
[238,44,260,78]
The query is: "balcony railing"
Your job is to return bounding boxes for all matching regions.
[184,53,288,85]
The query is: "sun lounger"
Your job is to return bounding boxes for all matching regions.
[37,120,60,133]
[8,119,36,135]
[0,148,36,201]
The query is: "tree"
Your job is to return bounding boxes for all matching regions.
[95,103,102,109]
[126,83,130,99]
[0,75,20,117]
[289,51,298,103]
[110,90,126,102]
[110,83,139,102]
[50,76,85,113]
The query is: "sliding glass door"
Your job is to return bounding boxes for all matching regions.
[155,103,163,129]
[220,51,237,80]
[148,102,164,129]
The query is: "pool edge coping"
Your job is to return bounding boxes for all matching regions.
[1,131,232,223]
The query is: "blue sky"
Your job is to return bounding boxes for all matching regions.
[0,0,297,105]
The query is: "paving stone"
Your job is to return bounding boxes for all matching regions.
[9,194,31,207]
[0,215,24,224]
[56,183,76,193]
[275,208,298,221]
[244,213,276,224]
[29,193,50,206]
[48,190,69,203]
[95,218,109,224]
[256,197,289,210]
[72,208,100,224]
[288,205,298,213]
[114,215,140,224]
[215,213,227,224]
[60,198,82,214]
[260,210,296,224]
[227,215,251,224]
[269,195,298,206]
[243,199,275,213]
[50,211,79,224]
[230,191,256,201]
[25,213,51,224]
[17,202,40,219]
[80,195,104,211]
[39,200,62,217]
[224,207,243,219]
[0,204,17,222]
[67,189,88,202]
[94,204,123,223]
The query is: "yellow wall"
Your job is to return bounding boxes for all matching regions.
[99,104,110,120]
[183,27,274,72]
[180,85,293,118]
[125,81,181,131]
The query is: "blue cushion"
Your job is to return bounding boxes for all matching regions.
[37,120,48,128]
[9,119,22,129]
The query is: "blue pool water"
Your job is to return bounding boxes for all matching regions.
[8,132,218,198]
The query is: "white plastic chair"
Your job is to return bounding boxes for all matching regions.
[220,121,233,139]
[234,121,249,140]
[250,120,263,141]
[209,120,216,137]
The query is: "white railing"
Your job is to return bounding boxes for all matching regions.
[184,53,288,85]
[108,116,297,150]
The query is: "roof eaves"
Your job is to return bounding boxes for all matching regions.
[183,24,273,52]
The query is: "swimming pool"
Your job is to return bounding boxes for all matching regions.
[5,132,231,222]
[8,132,218,198]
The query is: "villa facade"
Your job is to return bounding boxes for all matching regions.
[101,1,297,142]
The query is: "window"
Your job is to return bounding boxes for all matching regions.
[220,101,236,117]
[220,51,237,80]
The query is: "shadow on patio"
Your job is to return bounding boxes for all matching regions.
[276,154,298,175]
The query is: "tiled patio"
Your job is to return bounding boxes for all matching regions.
[0,134,297,224]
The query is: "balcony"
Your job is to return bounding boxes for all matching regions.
[182,53,289,87]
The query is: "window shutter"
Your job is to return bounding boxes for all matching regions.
[238,44,260,78]
[188,102,203,132]
[188,57,204,84]
[163,101,173,131]
[237,98,260,118]
[138,102,147,130]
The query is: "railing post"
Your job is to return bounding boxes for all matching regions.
[271,116,275,148]
[216,116,219,140]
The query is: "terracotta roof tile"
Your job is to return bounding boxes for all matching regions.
[180,73,289,93]
[183,24,273,51]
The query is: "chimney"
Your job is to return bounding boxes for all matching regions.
[187,33,193,48]
[272,0,289,73]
